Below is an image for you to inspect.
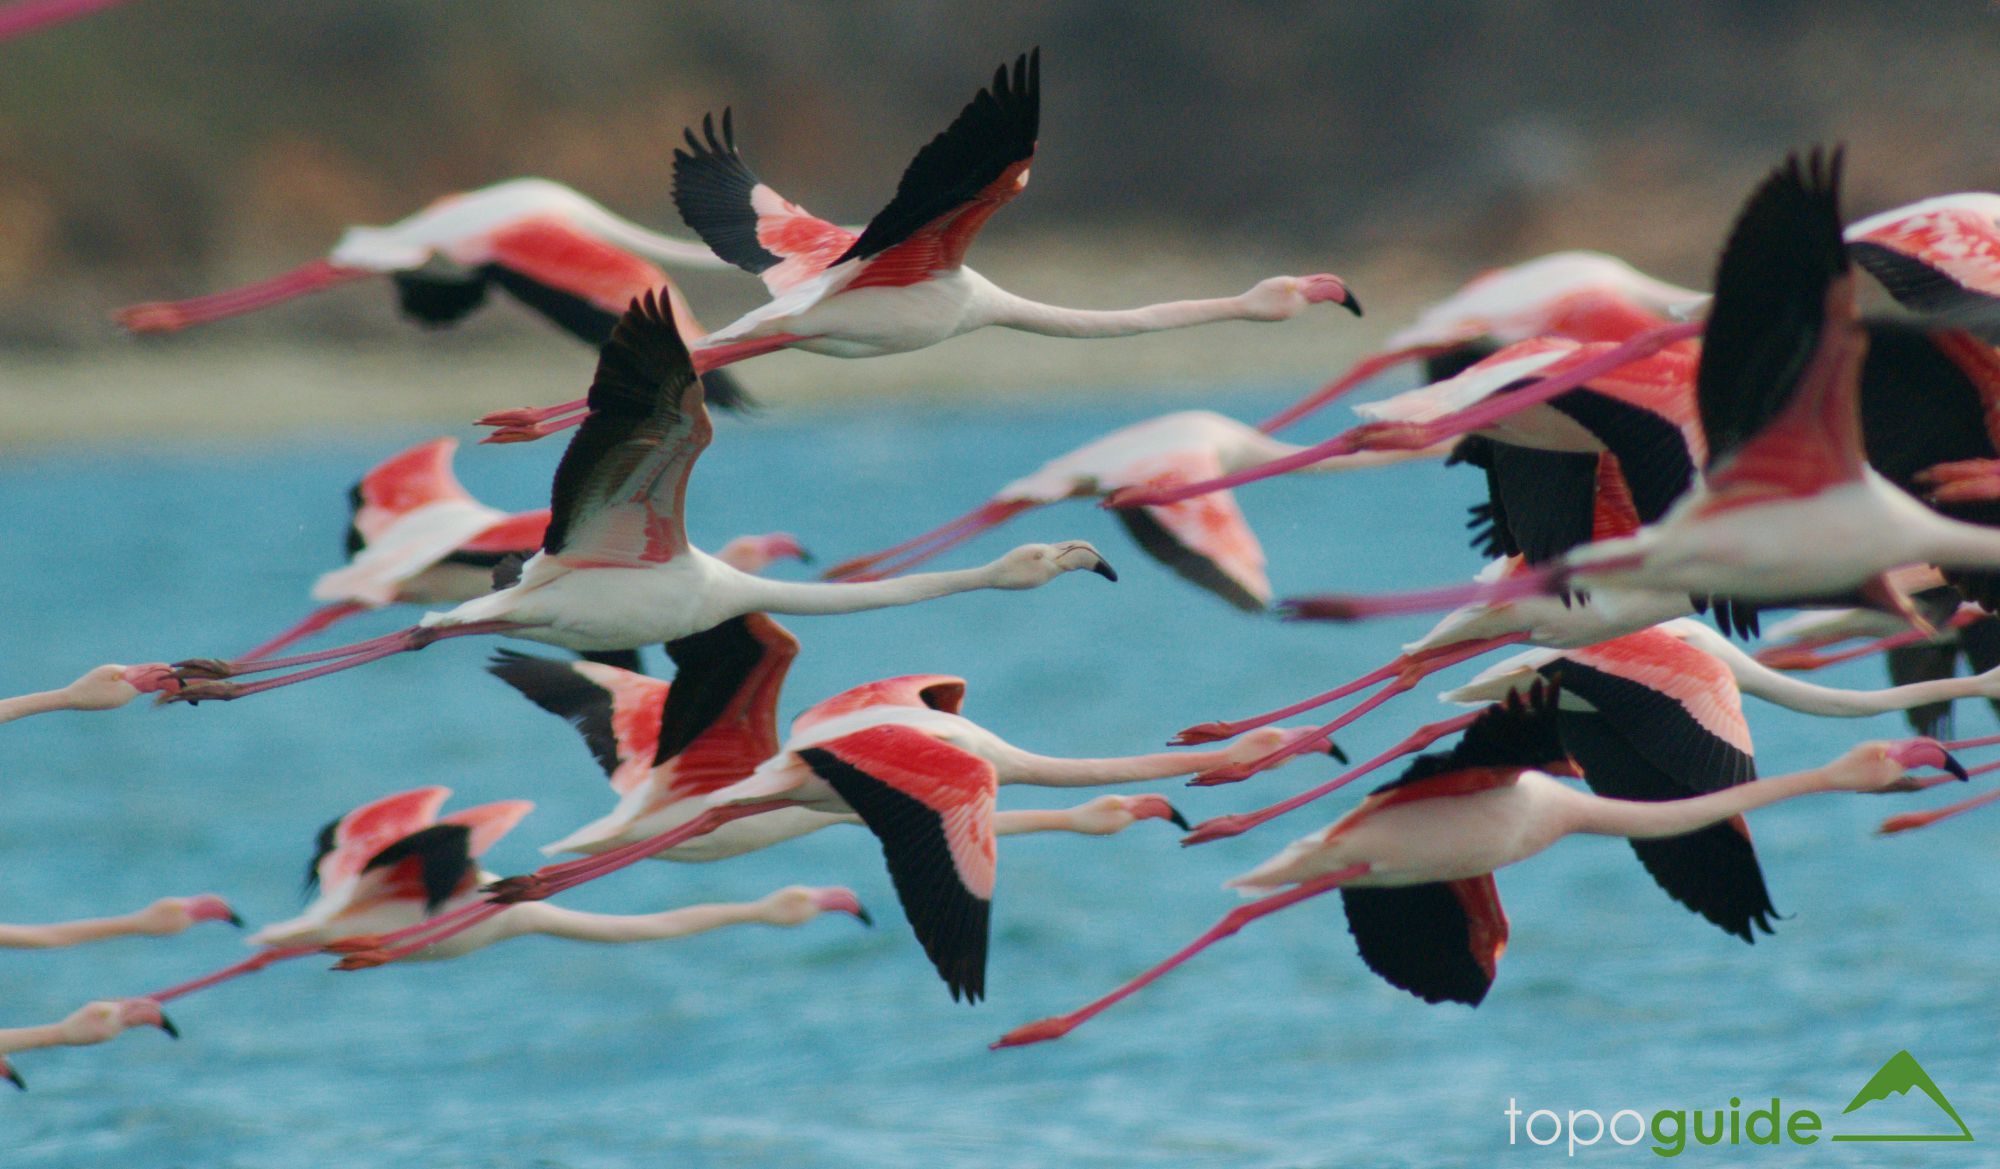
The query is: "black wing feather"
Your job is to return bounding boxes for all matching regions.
[1555,711,1777,941]
[1696,147,1849,471]
[655,616,776,766]
[1373,683,1565,796]
[672,109,784,276]
[487,649,622,777]
[362,824,476,915]
[832,50,1040,266]
[303,816,341,898]
[1340,883,1497,1005]
[799,746,990,1003]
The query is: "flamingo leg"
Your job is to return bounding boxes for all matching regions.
[1256,343,1458,434]
[690,332,809,373]
[115,260,370,332]
[327,801,803,968]
[141,945,318,1005]
[826,501,1039,582]
[166,622,522,703]
[481,411,589,445]
[1279,562,1571,623]
[1879,761,2000,835]
[238,601,374,661]
[1184,711,1486,844]
[990,863,1372,1048]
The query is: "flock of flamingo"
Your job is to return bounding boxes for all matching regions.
[5,17,2000,1091]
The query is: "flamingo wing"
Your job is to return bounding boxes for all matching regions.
[1339,876,1508,1005]
[543,290,709,568]
[306,786,452,894]
[1451,437,1600,565]
[833,50,1039,287]
[797,723,997,1002]
[487,651,669,796]
[1554,712,1777,941]
[1695,149,1862,483]
[673,109,856,295]
[1107,447,1270,611]
[1542,630,1756,795]
[1846,194,2000,338]
[358,824,478,914]
[652,614,799,798]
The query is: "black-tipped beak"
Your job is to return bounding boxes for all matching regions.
[795,548,817,566]
[1342,290,1363,317]
[1091,558,1119,582]
[1944,751,1970,781]
[4,1066,22,1091]
[1163,804,1192,832]
[225,911,245,928]
[156,1013,180,1040]
[1324,739,1349,764]
[853,905,874,927]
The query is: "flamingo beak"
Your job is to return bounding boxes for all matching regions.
[1300,274,1362,316]
[1123,795,1192,831]
[2,1060,22,1091]
[1890,739,1969,781]
[812,888,872,926]
[120,999,177,1039]
[768,533,813,565]
[185,895,243,927]
[1089,556,1118,582]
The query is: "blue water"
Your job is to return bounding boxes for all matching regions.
[3,384,1997,1167]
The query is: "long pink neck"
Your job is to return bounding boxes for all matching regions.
[985,290,1273,339]
[993,745,1242,787]
[1562,765,1837,839]
[496,899,787,944]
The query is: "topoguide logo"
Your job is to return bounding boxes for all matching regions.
[1504,1050,1973,1156]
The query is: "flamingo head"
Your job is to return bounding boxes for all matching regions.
[1061,794,1192,834]
[178,894,245,928]
[1242,275,1363,321]
[1829,739,1968,793]
[715,532,814,573]
[60,999,178,1047]
[989,541,1117,589]
[763,886,872,926]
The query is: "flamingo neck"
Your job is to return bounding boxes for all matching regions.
[1562,765,1836,840]
[725,563,1001,617]
[0,1021,70,1056]
[994,746,1235,787]
[499,899,781,944]
[0,906,153,949]
[0,687,71,725]
[1702,628,1985,717]
[984,289,1267,339]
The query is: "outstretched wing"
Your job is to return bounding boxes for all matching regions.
[1847,193,2000,338]
[1107,447,1270,612]
[797,723,997,1003]
[1340,876,1508,1005]
[653,614,799,798]
[487,651,670,795]
[543,290,709,567]
[307,786,452,894]
[673,109,856,295]
[1696,148,1861,481]
[834,50,1039,287]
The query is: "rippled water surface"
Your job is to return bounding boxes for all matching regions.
[3,383,1996,1167]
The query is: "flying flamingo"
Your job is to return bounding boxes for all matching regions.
[241,435,809,662]
[157,292,1114,706]
[476,51,1361,443]
[488,614,1193,864]
[1283,151,2000,629]
[0,895,239,949]
[329,665,1330,1002]
[993,688,1960,1046]
[821,410,1440,611]
[1257,250,1706,434]
[0,1000,176,1091]
[1845,192,2000,334]
[134,786,869,1011]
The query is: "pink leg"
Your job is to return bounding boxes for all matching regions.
[328,802,799,968]
[1880,773,2000,835]
[480,411,589,444]
[691,332,809,373]
[167,622,520,703]
[142,945,318,1005]
[1187,638,1508,785]
[1256,344,1458,434]
[826,501,1039,582]
[1279,562,1568,623]
[1942,732,2000,752]
[1109,321,1704,510]
[239,601,373,661]
[115,260,369,332]
[1184,711,1487,845]
[990,863,1372,1048]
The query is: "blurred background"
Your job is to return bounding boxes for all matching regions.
[0,1,1995,441]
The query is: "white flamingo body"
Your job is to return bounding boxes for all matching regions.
[1382,251,1707,354]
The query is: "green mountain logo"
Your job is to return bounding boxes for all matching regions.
[1830,1050,1973,1143]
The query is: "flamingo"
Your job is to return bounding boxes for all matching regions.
[241,435,810,663]
[157,292,1114,706]
[1256,250,1706,434]
[1284,151,2000,629]
[0,895,239,949]
[134,786,869,1010]
[330,663,1331,1002]
[0,1000,176,1091]
[487,614,1194,864]
[476,51,1361,442]
[1845,192,2000,335]
[993,688,1960,1046]
[822,410,1440,611]
[0,662,181,725]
